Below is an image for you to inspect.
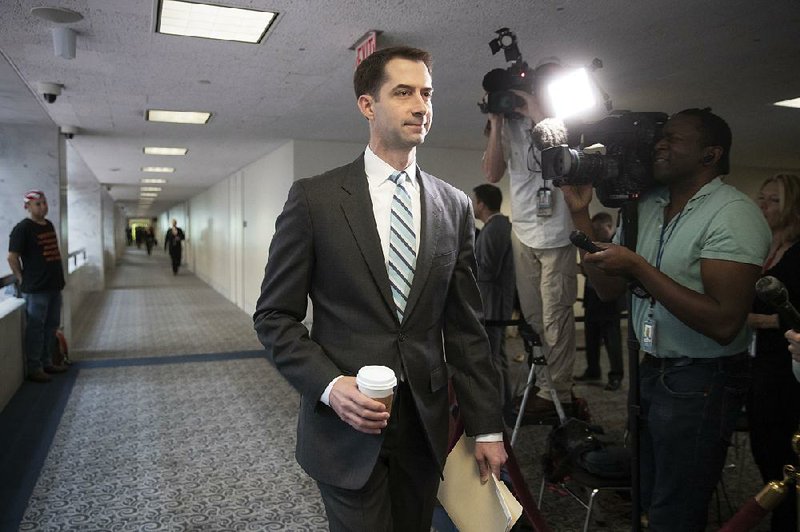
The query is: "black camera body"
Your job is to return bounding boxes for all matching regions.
[541,111,668,208]
[479,28,534,118]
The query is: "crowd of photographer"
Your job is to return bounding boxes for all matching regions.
[476,29,799,531]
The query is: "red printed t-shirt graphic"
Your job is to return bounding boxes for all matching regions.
[37,230,62,262]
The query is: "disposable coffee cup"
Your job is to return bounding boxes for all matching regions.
[356,365,397,415]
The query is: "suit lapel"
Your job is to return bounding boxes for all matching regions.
[403,169,442,321]
[339,156,396,318]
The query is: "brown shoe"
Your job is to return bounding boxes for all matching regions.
[43,364,69,374]
[28,370,53,383]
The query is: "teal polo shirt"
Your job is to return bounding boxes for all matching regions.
[617,177,770,358]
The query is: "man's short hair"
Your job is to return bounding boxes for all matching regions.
[591,212,613,225]
[473,184,502,212]
[24,190,45,204]
[674,108,732,175]
[353,46,432,99]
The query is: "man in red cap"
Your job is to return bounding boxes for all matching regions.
[7,190,68,383]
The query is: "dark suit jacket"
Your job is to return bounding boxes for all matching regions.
[253,155,503,490]
[475,214,515,321]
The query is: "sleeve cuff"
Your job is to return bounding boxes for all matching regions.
[320,375,344,406]
[474,433,503,443]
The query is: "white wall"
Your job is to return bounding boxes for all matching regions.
[0,124,61,277]
[189,179,231,299]
[242,141,295,314]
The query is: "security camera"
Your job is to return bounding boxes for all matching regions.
[60,125,78,139]
[37,81,62,103]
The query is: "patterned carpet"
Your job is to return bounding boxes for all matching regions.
[2,248,774,531]
[18,355,326,532]
[71,249,262,360]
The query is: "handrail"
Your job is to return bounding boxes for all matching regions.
[0,274,20,298]
[67,248,86,269]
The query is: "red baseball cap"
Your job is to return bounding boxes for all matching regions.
[23,190,45,205]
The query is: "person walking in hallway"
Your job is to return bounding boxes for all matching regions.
[253,46,506,532]
[7,190,68,383]
[164,219,184,275]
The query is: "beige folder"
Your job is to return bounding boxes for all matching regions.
[437,434,523,532]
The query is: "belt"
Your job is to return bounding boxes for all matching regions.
[642,352,749,368]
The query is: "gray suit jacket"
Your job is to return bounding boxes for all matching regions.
[253,155,503,490]
[475,214,515,321]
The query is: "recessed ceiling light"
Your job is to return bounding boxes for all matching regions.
[774,97,800,109]
[144,146,188,155]
[140,187,162,192]
[146,109,211,124]
[142,166,175,173]
[141,178,168,184]
[157,0,277,44]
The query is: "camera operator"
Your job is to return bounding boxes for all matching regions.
[482,60,578,419]
[561,108,771,531]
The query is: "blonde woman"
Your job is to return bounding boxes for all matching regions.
[746,173,800,532]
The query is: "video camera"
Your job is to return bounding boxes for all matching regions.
[541,111,668,208]
[478,28,534,118]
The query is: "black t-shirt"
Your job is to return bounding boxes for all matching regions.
[8,218,66,293]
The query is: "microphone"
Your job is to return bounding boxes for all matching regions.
[531,118,568,151]
[755,276,800,331]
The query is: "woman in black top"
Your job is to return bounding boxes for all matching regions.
[746,173,800,532]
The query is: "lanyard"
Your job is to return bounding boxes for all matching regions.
[655,206,684,270]
[649,206,684,309]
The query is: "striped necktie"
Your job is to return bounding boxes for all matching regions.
[387,170,416,322]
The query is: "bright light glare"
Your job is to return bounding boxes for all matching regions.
[146,109,211,124]
[142,166,175,173]
[547,68,596,119]
[141,178,168,184]
[140,187,162,192]
[144,146,188,155]
[158,0,276,44]
[774,97,800,109]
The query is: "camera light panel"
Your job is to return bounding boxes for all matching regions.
[547,68,596,119]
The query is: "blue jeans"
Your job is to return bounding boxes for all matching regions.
[23,291,62,373]
[639,354,749,531]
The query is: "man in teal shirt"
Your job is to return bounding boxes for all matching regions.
[562,108,770,531]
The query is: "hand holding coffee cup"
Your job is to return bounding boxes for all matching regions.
[356,365,398,415]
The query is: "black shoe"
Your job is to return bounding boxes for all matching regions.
[574,371,601,382]
[604,377,622,391]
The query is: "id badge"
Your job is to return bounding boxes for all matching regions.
[641,317,656,352]
[536,187,553,217]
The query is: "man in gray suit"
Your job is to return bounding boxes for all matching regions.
[253,46,506,531]
[472,184,515,408]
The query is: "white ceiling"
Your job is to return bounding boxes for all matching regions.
[1,0,799,217]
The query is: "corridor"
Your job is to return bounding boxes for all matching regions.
[1,248,326,531]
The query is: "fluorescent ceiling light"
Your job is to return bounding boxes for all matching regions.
[140,192,159,198]
[142,166,175,173]
[141,178,168,184]
[146,109,211,124]
[140,187,162,192]
[774,97,800,109]
[548,68,596,119]
[158,0,277,44]
[144,146,188,155]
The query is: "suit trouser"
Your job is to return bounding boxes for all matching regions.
[317,382,440,532]
[511,234,577,402]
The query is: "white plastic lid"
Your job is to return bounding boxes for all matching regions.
[356,365,397,390]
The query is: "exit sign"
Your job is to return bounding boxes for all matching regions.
[354,31,377,68]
